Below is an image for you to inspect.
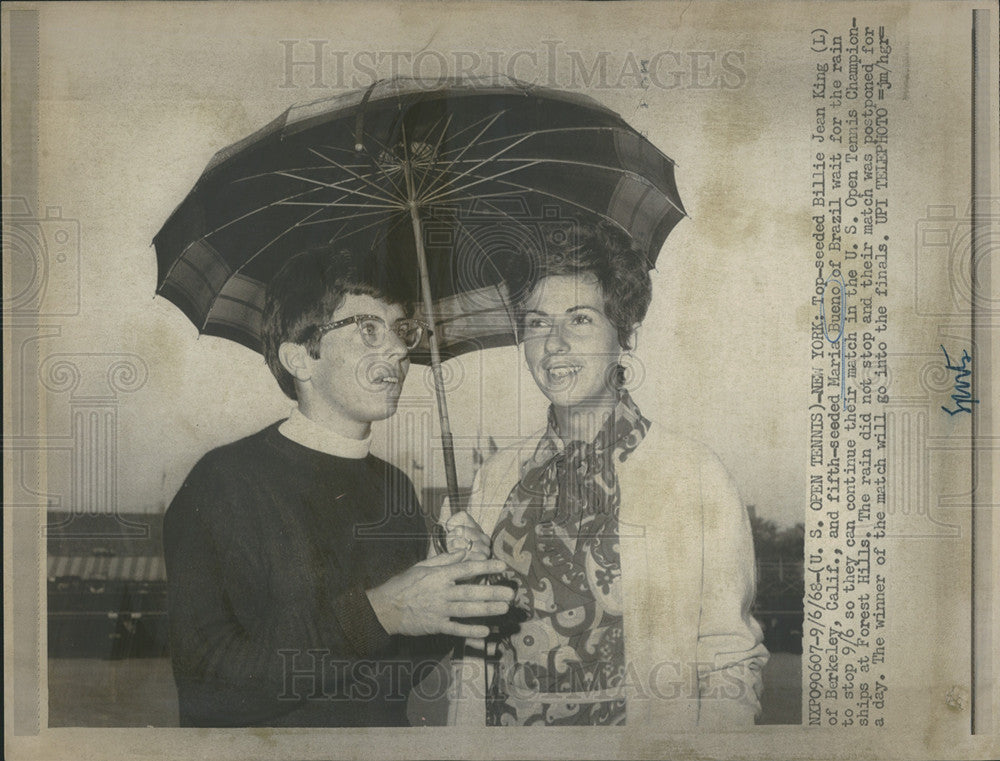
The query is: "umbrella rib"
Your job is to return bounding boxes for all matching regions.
[304,143,366,155]
[429,123,678,189]
[324,208,405,247]
[456,189,654,272]
[348,128,411,200]
[230,163,406,206]
[452,220,511,282]
[189,180,356,240]
[352,211,410,253]
[419,150,542,208]
[293,207,396,225]
[466,156,683,216]
[202,168,401,242]
[419,156,541,205]
[468,195,623,261]
[357,126,397,157]
[471,154,673,184]
[427,125,572,158]
[413,112,454,199]
[307,146,404,202]
[440,125,656,156]
[352,127,418,201]
[366,146,409,203]
[418,110,511,202]
[414,111,449,164]
[430,108,514,151]
[419,122,605,206]
[426,124,665,181]
[321,214,375,249]
[426,156,684,217]
[276,175,403,209]
[304,148,405,207]
[411,108,519,195]
[445,182,601,212]
[233,161,375,179]
[489,181,656,271]
[266,177,401,211]
[279,199,402,210]
[235,203,337,270]
[194,200,339,330]
[231,165,397,194]
[448,154,658,176]
[444,181,624,229]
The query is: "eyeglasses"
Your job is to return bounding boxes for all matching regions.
[317,314,428,351]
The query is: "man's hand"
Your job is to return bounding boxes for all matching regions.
[366,553,513,639]
[442,509,492,561]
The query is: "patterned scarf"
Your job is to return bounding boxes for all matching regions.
[486,390,651,726]
[509,389,650,545]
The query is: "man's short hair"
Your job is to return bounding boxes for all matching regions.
[261,246,409,400]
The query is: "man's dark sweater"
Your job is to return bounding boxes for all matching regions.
[163,422,445,727]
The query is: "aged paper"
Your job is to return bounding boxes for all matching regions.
[3,1,998,759]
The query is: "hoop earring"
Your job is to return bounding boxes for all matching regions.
[617,350,643,391]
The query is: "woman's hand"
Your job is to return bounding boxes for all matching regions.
[443,509,492,561]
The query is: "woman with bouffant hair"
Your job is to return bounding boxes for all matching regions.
[449,219,768,729]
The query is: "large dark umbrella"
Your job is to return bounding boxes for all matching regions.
[154,75,685,525]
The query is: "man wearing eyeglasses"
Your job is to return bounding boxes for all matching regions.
[163,246,512,727]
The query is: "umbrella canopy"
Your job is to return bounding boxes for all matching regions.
[154,75,685,524]
[153,75,685,362]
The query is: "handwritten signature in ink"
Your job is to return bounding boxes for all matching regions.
[940,345,979,416]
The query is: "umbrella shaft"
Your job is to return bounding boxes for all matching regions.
[408,201,461,523]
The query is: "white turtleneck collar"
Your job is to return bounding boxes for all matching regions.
[278,407,372,459]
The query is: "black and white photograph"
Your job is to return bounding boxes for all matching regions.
[3,1,998,759]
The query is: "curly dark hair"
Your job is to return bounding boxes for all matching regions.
[510,218,653,349]
[261,246,409,400]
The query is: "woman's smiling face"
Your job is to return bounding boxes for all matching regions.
[521,273,622,412]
